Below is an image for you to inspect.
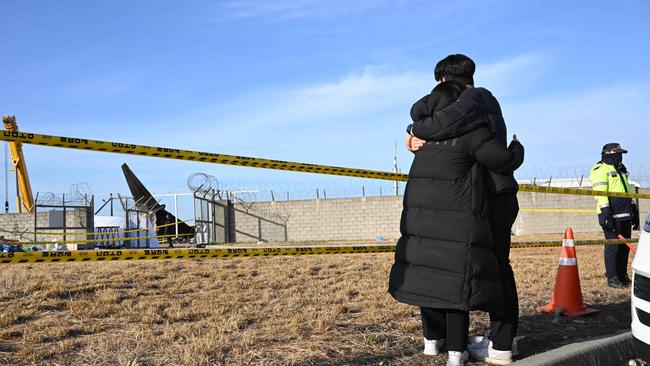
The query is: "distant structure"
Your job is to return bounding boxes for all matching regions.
[393,143,399,196]
[121,164,195,238]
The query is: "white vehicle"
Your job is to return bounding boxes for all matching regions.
[632,212,650,364]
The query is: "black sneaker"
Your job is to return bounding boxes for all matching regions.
[608,277,625,289]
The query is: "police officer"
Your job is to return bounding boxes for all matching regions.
[589,143,640,288]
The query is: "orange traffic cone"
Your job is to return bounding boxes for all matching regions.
[537,228,600,317]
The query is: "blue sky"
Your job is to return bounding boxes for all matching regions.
[1,0,649,213]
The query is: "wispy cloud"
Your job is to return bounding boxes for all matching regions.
[57,69,145,102]
[181,52,549,138]
[212,0,391,21]
[477,52,551,98]
[210,0,510,22]
[504,84,650,167]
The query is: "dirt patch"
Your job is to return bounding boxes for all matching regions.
[0,241,632,365]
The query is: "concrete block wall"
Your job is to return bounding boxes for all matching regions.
[513,193,596,235]
[232,207,287,243]
[0,209,89,243]
[232,196,402,242]
[514,188,649,235]
[281,196,402,241]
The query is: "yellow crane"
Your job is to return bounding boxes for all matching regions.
[2,115,34,212]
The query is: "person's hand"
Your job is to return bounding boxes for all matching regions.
[405,134,426,152]
[410,136,426,151]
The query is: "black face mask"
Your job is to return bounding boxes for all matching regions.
[601,152,623,167]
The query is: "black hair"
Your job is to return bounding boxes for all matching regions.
[434,54,475,86]
[427,80,467,113]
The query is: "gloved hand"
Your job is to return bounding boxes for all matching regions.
[632,204,640,231]
[598,206,615,232]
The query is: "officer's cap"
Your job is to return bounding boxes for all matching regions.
[601,143,628,154]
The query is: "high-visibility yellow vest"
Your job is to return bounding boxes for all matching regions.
[588,162,634,219]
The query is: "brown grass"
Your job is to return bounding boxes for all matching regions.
[0,237,633,365]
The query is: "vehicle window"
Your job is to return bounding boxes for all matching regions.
[645,211,650,233]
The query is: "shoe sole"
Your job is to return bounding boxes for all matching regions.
[485,357,512,365]
[469,336,519,357]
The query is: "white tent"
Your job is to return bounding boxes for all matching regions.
[94,215,159,248]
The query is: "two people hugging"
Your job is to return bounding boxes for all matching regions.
[388,54,524,366]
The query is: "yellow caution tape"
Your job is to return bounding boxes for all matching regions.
[0,245,397,264]
[0,220,189,237]
[1,130,647,200]
[518,184,648,199]
[0,239,638,265]
[510,238,638,249]
[0,131,402,181]
[519,208,594,213]
[8,232,195,246]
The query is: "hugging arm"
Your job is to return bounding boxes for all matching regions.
[472,128,524,174]
[411,88,484,139]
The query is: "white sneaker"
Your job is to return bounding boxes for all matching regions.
[467,337,512,365]
[423,338,442,355]
[468,332,518,357]
[446,350,469,366]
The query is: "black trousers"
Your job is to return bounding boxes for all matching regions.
[420,307,469,352]
[487,193,519,351]
[603,220,632,280]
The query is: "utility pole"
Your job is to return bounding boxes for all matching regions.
[393,142,399,196]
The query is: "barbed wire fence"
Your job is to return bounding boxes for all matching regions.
[515,163,650,188]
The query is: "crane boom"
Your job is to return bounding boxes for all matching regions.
[2,115,34,212]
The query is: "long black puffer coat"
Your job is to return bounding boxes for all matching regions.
[388,88,524,312]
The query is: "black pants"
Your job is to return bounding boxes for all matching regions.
[487,193,519,351]
[603,220,632,280]
[421,307,469,352]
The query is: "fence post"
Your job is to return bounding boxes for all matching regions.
[323,190,327,199]
[362,186,365,197]
[257,217,262,242]
[62,193,67,243]
[316,188,320,200]
[33,194,37,243]
[226,199,236,243]
[271,190,275,201]
[284,224,288,242]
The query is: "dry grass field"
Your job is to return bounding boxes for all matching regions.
[0,235,634,365]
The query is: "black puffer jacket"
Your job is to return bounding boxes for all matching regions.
[388,97,524,311]
[411,87,518,194]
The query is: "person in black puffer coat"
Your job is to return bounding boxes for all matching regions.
[388,80,524,363]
